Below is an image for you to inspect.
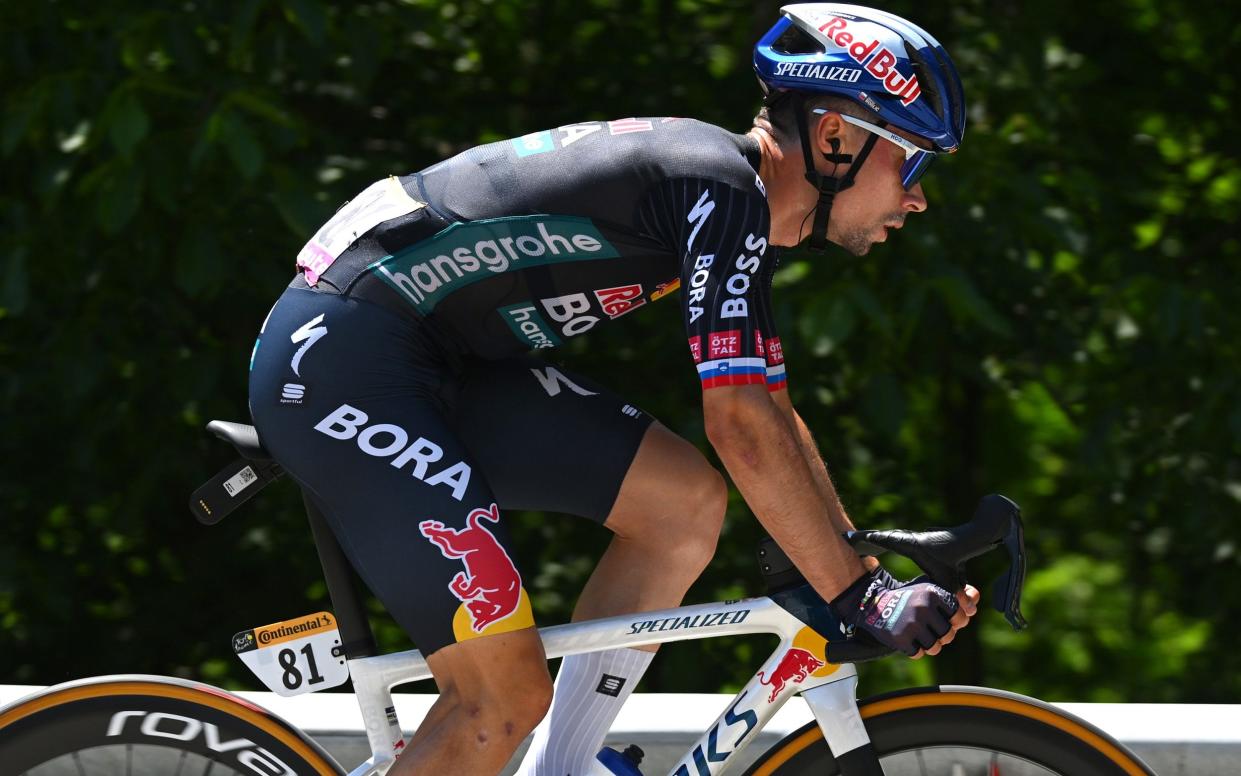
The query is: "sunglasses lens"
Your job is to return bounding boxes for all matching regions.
[901,152,935,189]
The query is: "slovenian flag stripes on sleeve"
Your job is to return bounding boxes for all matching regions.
[765,363,787,392]
[698,357,768,389]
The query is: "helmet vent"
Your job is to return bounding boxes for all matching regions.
[929,45,966,133]
[773,24,825,56]
[903,42,943,120]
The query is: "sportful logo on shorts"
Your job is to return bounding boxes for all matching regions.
[368,216,620,314]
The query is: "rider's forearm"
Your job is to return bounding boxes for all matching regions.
[704,387,867,601]
[772,393,880,573]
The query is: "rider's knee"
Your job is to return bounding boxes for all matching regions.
[673,465,727,569]
[690,465,727,536]
[486,663,553,735]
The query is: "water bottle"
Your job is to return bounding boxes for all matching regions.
[589,744,645,775]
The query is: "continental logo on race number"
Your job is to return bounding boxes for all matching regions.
[234,612,336,653]
[370,216,620,314]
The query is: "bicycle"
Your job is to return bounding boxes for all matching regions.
[0,419,1157,776]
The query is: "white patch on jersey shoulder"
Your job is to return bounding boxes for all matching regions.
[754,173,767,198]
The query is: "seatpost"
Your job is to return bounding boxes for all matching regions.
[302,494,378,659]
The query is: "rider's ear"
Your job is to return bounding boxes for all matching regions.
[814,111,851,165]
[822,136,850,165]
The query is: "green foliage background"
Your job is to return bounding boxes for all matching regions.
[2,0,1238,702]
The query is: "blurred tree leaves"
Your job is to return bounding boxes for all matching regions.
[1,0,1238,704]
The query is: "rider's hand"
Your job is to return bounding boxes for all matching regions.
[830,567,979,659]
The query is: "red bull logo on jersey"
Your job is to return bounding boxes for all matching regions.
[594,283,646,319]
[817,16,922,106]
[420,503,534,638]
[758,647,825,703]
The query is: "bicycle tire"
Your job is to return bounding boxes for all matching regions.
[744,685,1155,776]
[0,674,345,775]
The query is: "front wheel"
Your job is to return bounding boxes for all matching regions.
[0,674,345,775]
[744,685,1155,776]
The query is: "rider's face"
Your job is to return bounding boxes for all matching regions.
[818,122,930,256]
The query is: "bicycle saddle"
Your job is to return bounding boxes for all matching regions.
[206,420,272,462]
[190,421,283,525]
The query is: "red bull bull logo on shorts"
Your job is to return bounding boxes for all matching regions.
[419,503,534,641]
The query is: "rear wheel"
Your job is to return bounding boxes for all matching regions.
[745,685,1155,776]
[0,675,344,775]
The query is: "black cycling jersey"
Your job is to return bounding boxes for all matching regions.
[251,118,788,656]
[296,118,787,391]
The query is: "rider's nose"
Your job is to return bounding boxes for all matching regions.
[904,182,927,213]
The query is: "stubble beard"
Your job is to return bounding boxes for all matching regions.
[834,211,907,256]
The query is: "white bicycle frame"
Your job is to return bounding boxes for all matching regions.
[343,595,868,776]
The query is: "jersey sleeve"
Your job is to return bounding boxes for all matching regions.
[751,255,787,392]
[638,177,785,391]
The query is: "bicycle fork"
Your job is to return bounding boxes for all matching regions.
[800,672,884,776]
[665,650,875,776]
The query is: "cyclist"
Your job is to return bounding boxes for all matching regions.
[247,4,979,774]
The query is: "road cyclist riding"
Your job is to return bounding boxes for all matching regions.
[0,5,1158,776]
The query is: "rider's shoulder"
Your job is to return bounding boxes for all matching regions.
[644,119,768,203]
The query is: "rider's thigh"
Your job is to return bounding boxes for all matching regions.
[249,288,537,658]
[448,355,678,523]
[602,421,726,546]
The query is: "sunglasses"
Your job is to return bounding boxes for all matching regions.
[812,109,937,190]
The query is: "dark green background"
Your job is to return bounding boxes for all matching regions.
[3,0,1238,702]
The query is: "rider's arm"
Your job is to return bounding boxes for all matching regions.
[768,391,880,573]
[643,174,870,601]
[703,385,867,601]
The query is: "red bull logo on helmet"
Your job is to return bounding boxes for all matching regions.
[419,503,534,639]
[816,16,922,106]
[758,647,826,703]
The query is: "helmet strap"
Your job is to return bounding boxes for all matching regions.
[792,94,880,252]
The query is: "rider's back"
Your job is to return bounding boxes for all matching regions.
[302,118,773,360]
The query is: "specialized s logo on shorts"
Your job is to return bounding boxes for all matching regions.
[419,503,535,640]
[281,314,328,404]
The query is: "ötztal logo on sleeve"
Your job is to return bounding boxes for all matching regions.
[814,15,922,106]
[708,330,742,359]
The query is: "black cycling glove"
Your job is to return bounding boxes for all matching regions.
[830,566,959,657]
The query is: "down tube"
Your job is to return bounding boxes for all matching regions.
[666,647,860,776]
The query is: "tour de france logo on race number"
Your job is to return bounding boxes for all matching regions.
[232,612,350,697]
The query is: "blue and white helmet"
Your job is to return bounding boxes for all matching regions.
[754,4,966,153]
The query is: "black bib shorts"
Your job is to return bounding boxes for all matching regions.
[249,286,653,655]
